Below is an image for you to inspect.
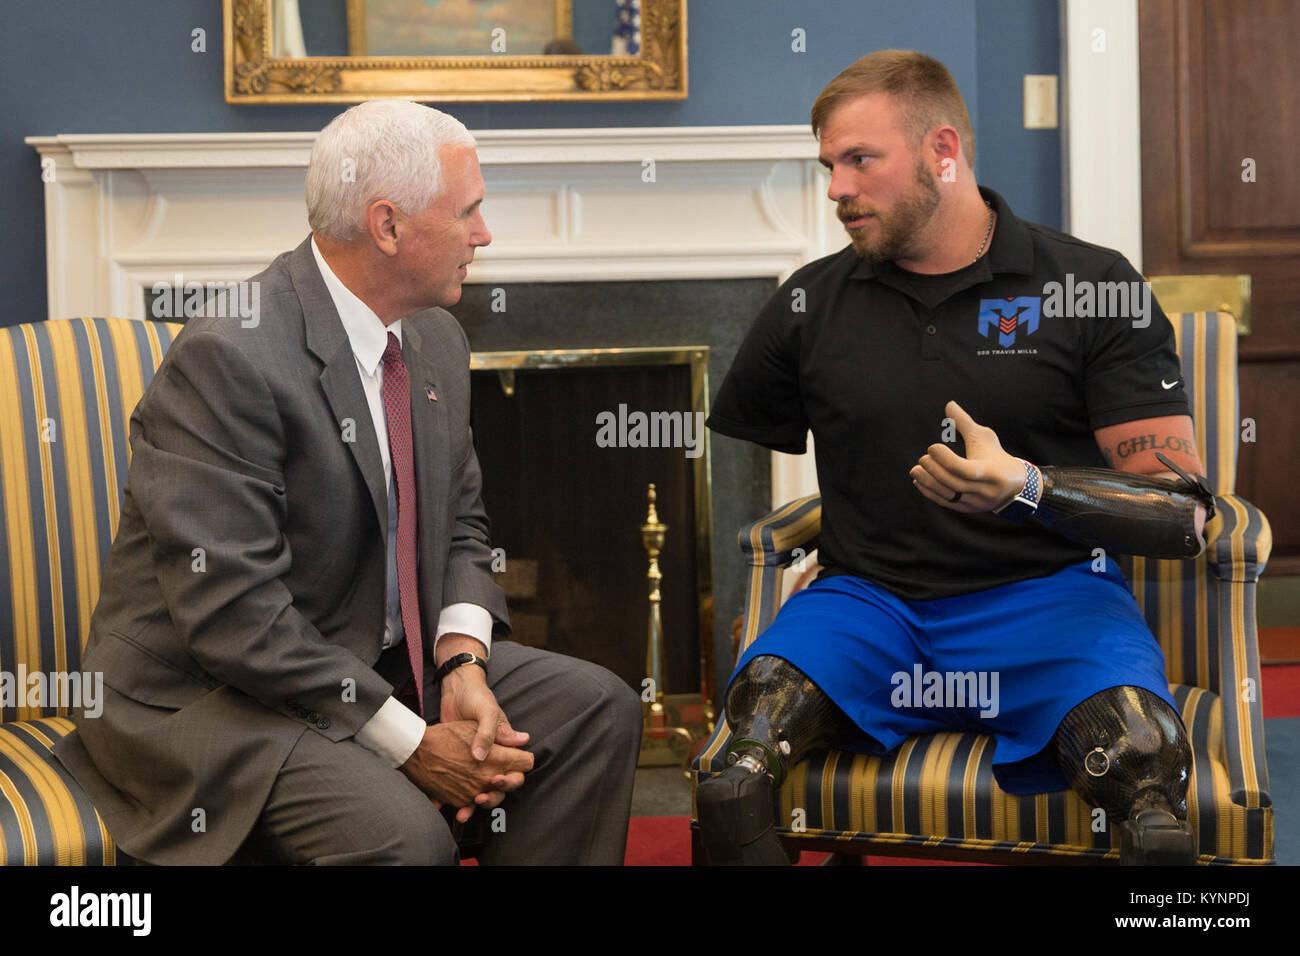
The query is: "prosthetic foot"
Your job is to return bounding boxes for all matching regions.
[1117,807,1196,865]
[697,656,841,866]
[696,758,793,865]
[1054,686,1197,865]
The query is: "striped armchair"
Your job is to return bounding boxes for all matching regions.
[691,311,1273,865]
[0,317,181,865]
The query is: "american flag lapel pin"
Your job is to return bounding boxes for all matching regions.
[426,383,437,402]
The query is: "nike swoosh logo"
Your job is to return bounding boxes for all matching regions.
[1161,379,1179,389]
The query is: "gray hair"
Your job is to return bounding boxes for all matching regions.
[306,100,477,240]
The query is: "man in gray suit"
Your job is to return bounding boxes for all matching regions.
[55,100,642,865]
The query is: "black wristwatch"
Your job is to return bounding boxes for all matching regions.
[434,652,488,685]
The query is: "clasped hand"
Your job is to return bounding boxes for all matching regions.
[400,663,532,823]
[910,400,1026,513]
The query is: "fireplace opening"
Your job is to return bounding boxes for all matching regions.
[469,348,711,697]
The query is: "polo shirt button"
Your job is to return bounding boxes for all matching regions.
[316,718,331,730]
[926,324,938,335]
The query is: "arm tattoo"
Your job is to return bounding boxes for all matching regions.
[1114,434,1197,460]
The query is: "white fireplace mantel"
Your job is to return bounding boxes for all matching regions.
[30,127,831,169]
[27,126,834,506]
[27,126,843,315]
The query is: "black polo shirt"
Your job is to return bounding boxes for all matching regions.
[707,187,1190,601]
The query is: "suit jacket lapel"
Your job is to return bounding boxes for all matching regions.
[289,238,388,539]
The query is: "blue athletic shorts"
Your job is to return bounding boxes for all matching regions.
[729,557,1179,795]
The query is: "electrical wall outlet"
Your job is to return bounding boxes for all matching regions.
[1023,74,1059,129]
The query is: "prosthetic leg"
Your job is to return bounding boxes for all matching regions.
[696,655,843,865]
[1053,686,1197,865]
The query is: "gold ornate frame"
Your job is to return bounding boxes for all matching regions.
[224,0,687,104]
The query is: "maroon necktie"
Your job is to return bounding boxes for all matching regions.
[381,332,424,716]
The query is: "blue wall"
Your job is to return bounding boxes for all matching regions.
[2,0,1060,324]
[976,0,1063,237]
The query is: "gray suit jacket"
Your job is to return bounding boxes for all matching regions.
[55,237,509,865]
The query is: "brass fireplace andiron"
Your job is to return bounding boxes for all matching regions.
[638,483,694,771]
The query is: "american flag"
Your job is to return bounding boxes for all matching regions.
[612,0,641,56]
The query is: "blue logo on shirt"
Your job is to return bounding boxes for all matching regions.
[978,296,1042,348]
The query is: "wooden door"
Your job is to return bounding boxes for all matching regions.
[1140,0,1300,572]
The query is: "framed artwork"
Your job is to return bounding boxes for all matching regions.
[225,0,686,103]
[346,0,573,57]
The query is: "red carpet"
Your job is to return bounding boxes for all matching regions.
[620,815,988,866]
[624,815,693,866]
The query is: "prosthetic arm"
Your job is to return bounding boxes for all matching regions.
[997,453,1217,559]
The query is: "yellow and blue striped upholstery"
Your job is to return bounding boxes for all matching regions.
[1126,311,1272,861]
[0,718,117,865]
[0,317,181,866]
[692,312,1273,864]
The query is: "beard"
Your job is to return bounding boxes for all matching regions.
[840,158,942,263]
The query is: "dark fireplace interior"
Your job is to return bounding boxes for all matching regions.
[471,361,701,693]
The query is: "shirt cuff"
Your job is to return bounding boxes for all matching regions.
[435,603,493,658]
[354,697,426,768]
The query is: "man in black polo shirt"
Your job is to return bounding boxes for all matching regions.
[698,50,1216,866]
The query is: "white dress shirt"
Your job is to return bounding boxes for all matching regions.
[311,237,493,767]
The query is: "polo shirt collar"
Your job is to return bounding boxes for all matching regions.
[848,185,1035,282]
[309,236,401,377]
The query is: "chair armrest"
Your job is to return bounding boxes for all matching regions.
[1205,494,1271,582]
[1203,493,1273,809]
[737,495,822,567]
[691,496,825,789]
[735,496,822,655]
[1211,577,1273,810]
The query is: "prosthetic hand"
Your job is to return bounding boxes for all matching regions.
[696,656,842,865]
[912,404,1215,558]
